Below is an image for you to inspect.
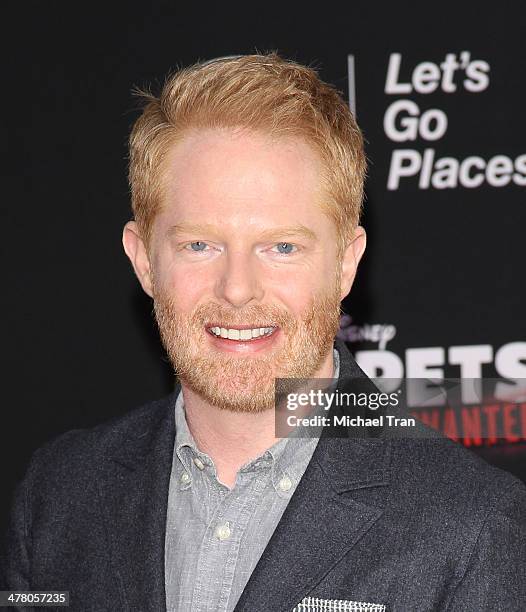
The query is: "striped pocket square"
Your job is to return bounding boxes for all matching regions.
[292,597,386,611]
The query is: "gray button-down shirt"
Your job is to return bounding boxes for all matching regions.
[165,348,340,612]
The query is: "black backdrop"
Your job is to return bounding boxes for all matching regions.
[2,2,525,536]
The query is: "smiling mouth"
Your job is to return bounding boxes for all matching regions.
[206,325,278,341]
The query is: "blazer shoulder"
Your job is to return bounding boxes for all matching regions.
[390,435,526,525]
[24,390,178,485]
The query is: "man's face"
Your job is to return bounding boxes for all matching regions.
[126,127,364,413]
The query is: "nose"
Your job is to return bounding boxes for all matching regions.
[215,249,264,308]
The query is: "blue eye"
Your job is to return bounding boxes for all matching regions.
[273,242,297,255]
[187,241,208,252]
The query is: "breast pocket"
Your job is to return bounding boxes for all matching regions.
[292,596,386,611]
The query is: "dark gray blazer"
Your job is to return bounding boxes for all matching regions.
[2,337,526,611]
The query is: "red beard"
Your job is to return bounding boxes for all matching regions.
[152,271,342,413]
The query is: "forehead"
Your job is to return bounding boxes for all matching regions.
[159,127,327,224]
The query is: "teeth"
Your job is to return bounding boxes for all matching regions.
[209,326,275,340]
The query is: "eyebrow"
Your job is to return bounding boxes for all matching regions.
[166,222,318,242]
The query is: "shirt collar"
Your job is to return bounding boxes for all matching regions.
[174,391,209,478]
[268,347,340,492]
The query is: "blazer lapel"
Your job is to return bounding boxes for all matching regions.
[234,338,392,612]
[233,438,391,612]
[97,390,180,612]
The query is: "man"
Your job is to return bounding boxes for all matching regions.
[2,53,525,612]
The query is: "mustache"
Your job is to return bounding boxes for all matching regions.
[154,294,296,331]
[195,302,295,326]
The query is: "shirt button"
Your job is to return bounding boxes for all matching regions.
[193,457,205,470]
[180,471,191,484]
[278,475,292,492]
[214,522,231,541]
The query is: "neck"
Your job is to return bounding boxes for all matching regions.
[181,347,335,488]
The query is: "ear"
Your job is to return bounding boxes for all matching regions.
[339,225,366,300]
[122,221,154,298]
